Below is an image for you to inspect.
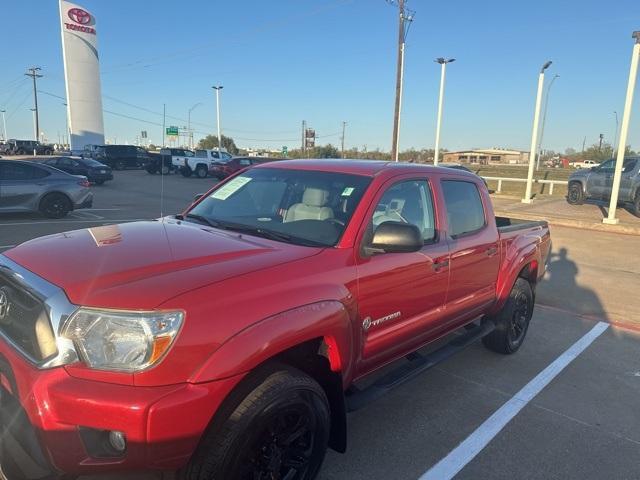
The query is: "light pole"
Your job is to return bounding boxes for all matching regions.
[604,31,640,225]
[212,86,223,157]
[433,57,455,166]
[63,102,69,148]
[613,110,619,154]
[536,74,559,170]
[0,109,6,141]
[188,102,202,150]
[523,60,552,204]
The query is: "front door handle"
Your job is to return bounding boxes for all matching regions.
[432,258,449,272]
[486,246,498,257]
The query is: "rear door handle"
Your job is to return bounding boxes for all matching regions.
[486,246,498,256]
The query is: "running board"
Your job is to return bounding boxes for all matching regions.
[345,321,495,412]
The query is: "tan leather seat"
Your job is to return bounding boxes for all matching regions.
[284,188,334,222]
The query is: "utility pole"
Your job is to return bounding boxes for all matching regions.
[523,60,552,204]
[536,74,559,170]
[433,57,455,165]
[212,86,223,157]
[582,136,586,154]
[390,0,414,162]
[25,67,43,142]
[341,121,347,158]
[162,103,166,147]
[604,31,640,225]
[0,109,6,141]
[302,120,307,156]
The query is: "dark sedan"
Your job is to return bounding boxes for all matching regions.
[208,156,283,179]
[42,156,113,185]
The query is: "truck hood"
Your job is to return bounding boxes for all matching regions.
[4,219,322,309]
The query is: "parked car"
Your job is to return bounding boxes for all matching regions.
[177,148,234,178]
[42,156,113,185]
[144,151,174,174]
[0,160,550,478]
[209,155,282,179]
[195,148,232,162]
[93,145,151,170]
[0,159,92,218]
[567,156,640,216]
[571,159,600,169]
[80,144,103,160]
[0,139,54,156]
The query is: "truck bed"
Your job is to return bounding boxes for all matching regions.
[495,216,548,234]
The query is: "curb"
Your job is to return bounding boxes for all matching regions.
[494,210,640,236]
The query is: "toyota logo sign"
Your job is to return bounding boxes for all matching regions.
[68,8,92,25]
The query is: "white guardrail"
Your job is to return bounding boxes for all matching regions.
[481,176,569,195]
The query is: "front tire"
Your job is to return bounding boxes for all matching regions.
[181,166,193,177]
[482,278,534,354]
[567,182,584,205]
[181,365,330,480]
[39,193,72,218]
[195,165,208,178]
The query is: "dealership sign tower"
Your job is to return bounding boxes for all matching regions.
[59,0,105,152]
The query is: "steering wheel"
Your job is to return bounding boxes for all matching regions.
[325,218,345,227]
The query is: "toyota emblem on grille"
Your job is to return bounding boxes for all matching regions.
[0,289,9,321]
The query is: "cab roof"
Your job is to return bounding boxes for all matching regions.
[256,158,478,179]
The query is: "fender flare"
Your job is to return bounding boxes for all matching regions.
[491,242,540,315]
[191,300,354,384]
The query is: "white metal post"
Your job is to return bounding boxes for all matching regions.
[604,33,640,225]
[523,62,550,203]
[394,42,405,163]
[536,74,559,170]
[213,86,223,158]
[0,110,6,141]
[434,63,447,166]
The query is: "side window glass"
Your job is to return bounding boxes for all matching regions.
[623,159,637,173]
[598,160,615,172]
[442,180,486,238]
[240,159,251,166]
[371,180,435,243]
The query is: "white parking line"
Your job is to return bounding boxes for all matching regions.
[70,211,105,219]
[419,321,609,480]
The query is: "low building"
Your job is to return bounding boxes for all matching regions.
[442,148,529,165]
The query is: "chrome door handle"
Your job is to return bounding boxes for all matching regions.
[432,259,449,271]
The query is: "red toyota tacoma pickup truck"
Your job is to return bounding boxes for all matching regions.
[0,160,550,479]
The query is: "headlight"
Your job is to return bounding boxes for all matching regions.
[61,308,184,372]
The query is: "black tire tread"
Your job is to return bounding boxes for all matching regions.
[482,278,533,355]
[180,364,329,480]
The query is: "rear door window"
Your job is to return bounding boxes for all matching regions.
[442,180,486,238]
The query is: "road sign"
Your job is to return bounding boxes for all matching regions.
[282,146,288,156]
[166,126,179,136]
[141,130,147,139]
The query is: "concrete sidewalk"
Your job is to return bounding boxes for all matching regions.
[491,195,640,235]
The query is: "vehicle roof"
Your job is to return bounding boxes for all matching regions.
[255,158,479,179]
[0,158,70,173]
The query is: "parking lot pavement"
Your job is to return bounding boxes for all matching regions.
[2,170,640,479]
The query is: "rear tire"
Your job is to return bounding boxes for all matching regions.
[181,166,193,177]
[39,193,72,219]
[94,180,105,185]
[114,160,126,171]
[566,182,584,205]
[146,166,157,174]
[195,165,208,178]
[180,365,330,480]
[482,278,533,355]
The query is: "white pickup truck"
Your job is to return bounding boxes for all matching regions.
[571,159,600,169]
[177,149,232,178]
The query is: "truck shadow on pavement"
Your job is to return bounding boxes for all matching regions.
[537,247,607,322]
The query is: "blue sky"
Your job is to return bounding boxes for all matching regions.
[1,0,639,152]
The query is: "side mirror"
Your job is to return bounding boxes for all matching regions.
[365,221,423,255]
[193,193,204,202]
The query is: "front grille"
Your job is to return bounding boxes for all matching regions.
[0,274,57,362]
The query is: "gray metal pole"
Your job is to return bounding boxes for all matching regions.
[603,32,640,225]
[213,86,223,157]
[0,110,6,141]
[523,61,552,203]
[162,103,166,147]
[537,74,559,170]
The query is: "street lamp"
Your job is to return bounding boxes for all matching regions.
[188,102,202,150]
[433,57,455,166]
[536,74,559,170]
[212,86,223,157]
[0,109,6,141]
[604,31,640,225]
[523,60,552,203]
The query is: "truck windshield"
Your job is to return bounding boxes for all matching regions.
[187,168,371,247]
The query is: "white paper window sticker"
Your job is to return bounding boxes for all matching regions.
[210,176,252,200]
[341,187,355,196]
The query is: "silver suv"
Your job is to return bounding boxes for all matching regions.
[567,157,640,216]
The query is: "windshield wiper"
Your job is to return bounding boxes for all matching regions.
[181,213,223,228]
